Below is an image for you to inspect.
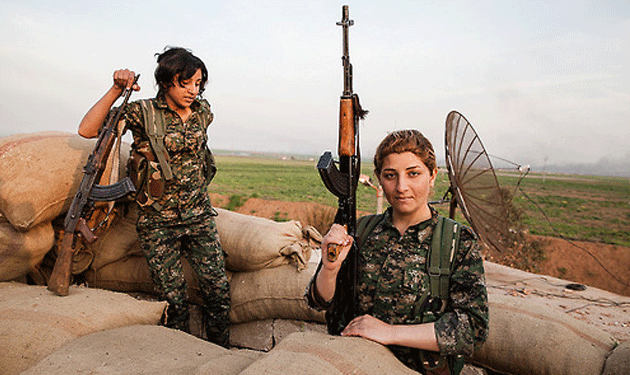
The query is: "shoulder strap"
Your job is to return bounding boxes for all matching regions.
[138,99,173,180]
[356,214,384,249]
[428,216,460,313]
[197,109,218,185]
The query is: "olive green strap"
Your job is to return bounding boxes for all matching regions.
[356,214,383,249]
[139,99,173,180]
[428,216,460,313]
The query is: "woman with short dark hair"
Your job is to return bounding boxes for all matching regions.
[308,129,489,374]
[79,46,229,348]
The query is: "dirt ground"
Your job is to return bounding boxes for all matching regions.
[529,234,630,297]
[211,194,630,298]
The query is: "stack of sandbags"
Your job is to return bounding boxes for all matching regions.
[83,204,325,325]
[84,206,321,288]
[215,208,324,325]
[0,282,166,375]
[227,248,326,350]
[0,132,129,282]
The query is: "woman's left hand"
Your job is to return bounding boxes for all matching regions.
[341,314,394,345]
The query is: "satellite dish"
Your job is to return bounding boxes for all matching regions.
[444,110,512,252]
[443,111,629,288]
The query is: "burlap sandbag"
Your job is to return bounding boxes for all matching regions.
[85,255,157,295]
[22,325,258,375]
[0,218,54,281]
[86,255,323,325]
[0,132,129,231]
[239,331,418,375]
[229,318,328,352]
[0,282,166,375]
[85,255,215,307]
[80,205,321,275]
[230,262,325,324]
[214,207,320,271]
[194,348,264,375]
[86,202,142,271]
[471,293,617,375]
[602,341,630,375]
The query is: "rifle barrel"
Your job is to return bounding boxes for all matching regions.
[337,5,354,97]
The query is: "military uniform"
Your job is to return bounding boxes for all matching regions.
[307,207,488,374]
[117,95,230,347]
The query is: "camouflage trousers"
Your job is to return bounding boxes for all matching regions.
[138,215,230,347]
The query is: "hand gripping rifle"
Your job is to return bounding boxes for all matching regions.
[317,5,367,334]
[47,75,139,296]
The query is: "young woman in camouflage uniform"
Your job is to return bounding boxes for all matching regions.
[308,130,488,374]
[78,47,230,348]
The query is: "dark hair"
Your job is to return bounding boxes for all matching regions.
[154,46,208,97]
[373,129,436,175]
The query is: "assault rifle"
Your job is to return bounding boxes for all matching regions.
[317,5,367,334]
[47,75,139,296]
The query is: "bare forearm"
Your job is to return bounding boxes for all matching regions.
[79,69,139,139]
[78,86,123,138]
[313,224,353,303]
[388,322,440,351]
[342,315,440,352]
[314,266,338,302]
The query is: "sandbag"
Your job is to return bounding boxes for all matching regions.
[194,348,264,375]
[239,331,418,375]
[22,325,258,375]
[214,207,320,271]
[0,282,166,375]
[230,318,328,352]
[0,218,54,281]
[230,262,325,324]
[85,254,206,300]
[87,255,324,325]
[87,202,142,271]
[471,293,617,375]
[0,132,130,231]
[80,205,321,276]
[602,341,630,375]
[85,255,157,295]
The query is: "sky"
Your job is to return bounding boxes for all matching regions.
[1,0,629,176]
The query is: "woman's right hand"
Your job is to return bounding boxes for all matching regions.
[312,223,354,303]
[321,224,354,272]
[78,68,140,139]
[112,69,140,94]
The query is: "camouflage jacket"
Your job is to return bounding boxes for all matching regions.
[117,94,216,228]
[308,207,488,360]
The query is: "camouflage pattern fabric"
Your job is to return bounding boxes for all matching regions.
[113,95,230,347]
[138,215,230,347]
[121,95,216,226]
[308,206,488,374]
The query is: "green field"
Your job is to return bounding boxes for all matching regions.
[210,154,630,248]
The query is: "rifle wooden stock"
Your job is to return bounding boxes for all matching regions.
[47,231,75,296]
